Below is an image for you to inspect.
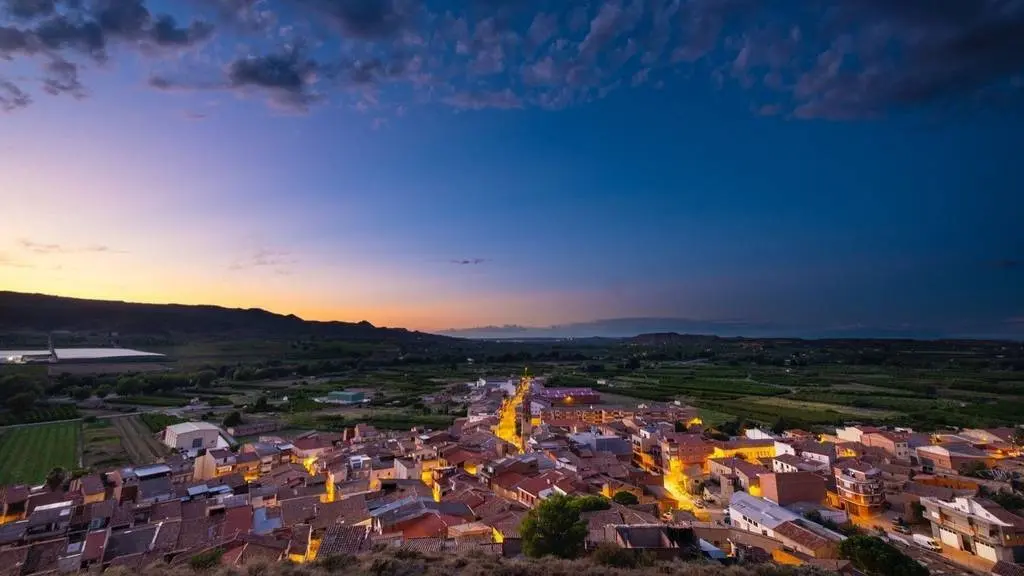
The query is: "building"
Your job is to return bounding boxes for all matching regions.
[163,422,224,451]
[833,460,884,517]
[319,391,366,405]
[861,431,911,460]
[534,387,601,406]
[728,492,845,558]
[711,439,775,461]
[759,472,826,507]
[919,496,1024,563]
[835,426,879,444]
[917,443,994,473]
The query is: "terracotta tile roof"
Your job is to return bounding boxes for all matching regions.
[79,475,105,496]
[224,506,254,538]
[399,514,465,539]
[319,525,371,557]
[176,517,224,550]
[992,561,1024,576]
[0,485,29,506]
[0,546,29,576]
[398,538,502,556]
[280,495,320,527]
[82,530,107,562]
[151,499,182,521]
[152,519,182,552]
[773,520,832,551]
[22,538,66,575]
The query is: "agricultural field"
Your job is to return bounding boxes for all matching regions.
[82,419,132,470]
[587,363,1024,430]
[110,415,172,465]
[0,422,81,484]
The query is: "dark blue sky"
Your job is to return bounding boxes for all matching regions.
[1,0,1022,336]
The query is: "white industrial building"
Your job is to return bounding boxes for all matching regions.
[163,422,225,451]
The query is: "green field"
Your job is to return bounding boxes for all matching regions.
[0,422,81,484]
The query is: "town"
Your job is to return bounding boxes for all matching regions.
[2,370,1023,576]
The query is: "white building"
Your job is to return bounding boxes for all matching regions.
[729,492,846,548]
[163,422,224,451]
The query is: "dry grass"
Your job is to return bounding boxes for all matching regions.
[106,550,829,576]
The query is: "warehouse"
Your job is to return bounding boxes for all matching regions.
[163,422,225,452]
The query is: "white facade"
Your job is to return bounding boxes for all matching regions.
[774,441,796,457]
[836,426,866,444]
[746,429,778,441]
[163,422,223,451]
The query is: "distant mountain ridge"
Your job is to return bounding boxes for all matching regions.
[0,291,442,341]
[439,317,1023,340]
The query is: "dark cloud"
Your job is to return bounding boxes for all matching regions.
[0,77,30,110]
[3,0,1024,118]
[450,258,486,265]
[227,48,321,110]
[295,0,408,39]
[41,57,84,96]
[5,0,56,20]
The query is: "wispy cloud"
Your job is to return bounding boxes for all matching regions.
[450,258,487,266]
[0,251,33,268]
[229,248,298,275]
[18,239,127,255]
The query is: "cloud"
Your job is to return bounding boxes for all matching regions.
[450,258,487,265]
[0,251,33,268]
[0,77,31,111]
[2,0,1023,118]
[18,239,127,254]
[229,248,297,274]
[444,88,521,110]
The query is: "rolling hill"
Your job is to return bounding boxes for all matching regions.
[0,291,445,342]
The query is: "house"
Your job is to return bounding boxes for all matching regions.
[862,431,911,460]
[194,448,237,481]
[601,524,697,560]
[917,443,994,474]
[920,496,1024,563]
[759,472,826,507]
[832,460,884,517]
[163,422,225,452]
[728,492,844,558]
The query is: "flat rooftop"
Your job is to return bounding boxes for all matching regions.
[0,348,165,363]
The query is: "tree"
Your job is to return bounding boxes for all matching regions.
[959,461,989,478]
[771,417,788,435]
[520,494,589,559]
[46,467,67,491]
[839,535,928,576]
[95,384,113,398]
[571,494,611,512]
[612,491,639,506]
[222,411,243,428]
[6,391,37,413]
[71,386,93,401]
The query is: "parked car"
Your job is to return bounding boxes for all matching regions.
[893,524,912,535]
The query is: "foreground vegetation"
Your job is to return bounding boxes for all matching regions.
[102,549,825,576]
[0,421,79,484]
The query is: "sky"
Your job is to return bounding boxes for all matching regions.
[1,0,1023,337]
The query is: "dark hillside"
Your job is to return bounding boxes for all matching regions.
[0,291,447,342]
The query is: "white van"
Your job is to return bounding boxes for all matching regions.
[912,533,942,552]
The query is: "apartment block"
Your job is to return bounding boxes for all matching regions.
[920,496,1024,563]
[832,460,884,517]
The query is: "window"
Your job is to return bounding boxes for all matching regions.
[192,438,203,449]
